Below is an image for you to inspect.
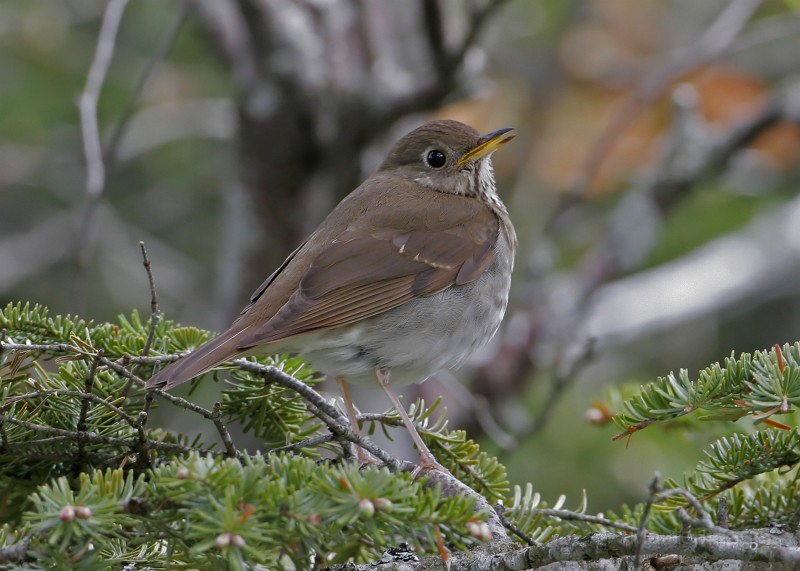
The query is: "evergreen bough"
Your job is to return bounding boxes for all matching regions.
[1,301,800,568]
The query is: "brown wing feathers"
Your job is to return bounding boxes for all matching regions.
[238,218,498,349]
[146,183,499,390]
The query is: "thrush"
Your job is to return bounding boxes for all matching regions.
[146,119,517,471]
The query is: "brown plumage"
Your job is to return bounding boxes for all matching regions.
[146,120,516,471]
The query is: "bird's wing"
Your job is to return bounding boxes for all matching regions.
[236,194,499,348]
[145,178,501,391]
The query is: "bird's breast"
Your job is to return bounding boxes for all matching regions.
[291,229,515,387]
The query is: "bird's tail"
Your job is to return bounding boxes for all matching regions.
[146,327,249,391]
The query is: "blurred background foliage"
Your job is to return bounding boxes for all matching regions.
[2,0,800,517]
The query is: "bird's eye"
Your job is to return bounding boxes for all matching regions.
[426,150,447,168]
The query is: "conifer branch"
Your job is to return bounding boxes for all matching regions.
[6,302,800,566]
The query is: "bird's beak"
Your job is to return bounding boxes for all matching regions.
[456,127,516,167]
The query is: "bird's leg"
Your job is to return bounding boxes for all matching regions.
[336,376,376,465]
[375,368,449,474]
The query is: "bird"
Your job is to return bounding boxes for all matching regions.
[146,119,517,471]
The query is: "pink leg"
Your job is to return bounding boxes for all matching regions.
[375,368,448,473]
[337,376,374,465]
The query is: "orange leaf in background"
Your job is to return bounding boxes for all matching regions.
[533,88,667,195]
[691,66,767,124]
[536,0,669,195]
[690,66,800,171]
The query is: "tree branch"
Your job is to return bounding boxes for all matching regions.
[330,528,800,570]
[75,0,130,306]
[79,0,129,202]
[138,241,159,358]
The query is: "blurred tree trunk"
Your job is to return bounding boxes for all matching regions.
[195,0,510,297]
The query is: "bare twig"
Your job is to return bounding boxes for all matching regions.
[636,473,662,567]
[472,394,518,450]
[77,351,103,462]
[268,433,336,455]
[655,487,734,537]
[104,0,193,172]
[211,402,239,458]
[79,0,129,201]
[139,389,156,429]
[495,507,538,546]
[5,389,138,426]
[131,410,153,469]
[77,354,101,428]
[1,341,86,356]
[232,359,401,469]
[126,354,183,365]
[78,0,128,267]
[0,414,192,455]
[232,360,347,425]
[75,0,130,308]
[139,241,160,357]
[101,357,217,418]
[3,337,400,467]
[530,508,637,533]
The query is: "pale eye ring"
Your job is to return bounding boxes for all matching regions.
[426,149,446,168]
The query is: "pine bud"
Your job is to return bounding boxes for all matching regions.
[358,498,375,518]
[59,505,76,523]
[372,498,392,510]
[177,467,190,479]
[307,513,321,526]
[585,402,613,425]
[215,533,231,548]
[466,520,492,541]
[215,532,246,549]
[75,505,92,519]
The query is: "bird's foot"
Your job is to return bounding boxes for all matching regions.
[355,447,382,468]
[410,452,452,479]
